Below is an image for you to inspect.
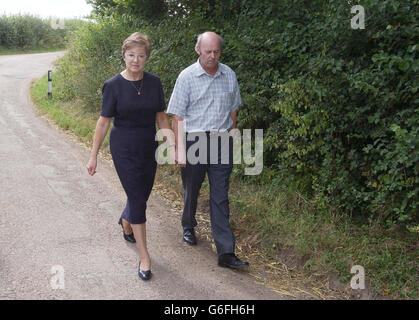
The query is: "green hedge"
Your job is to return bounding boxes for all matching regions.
[0,14,83,50]
[262,0,419,228]
[56,0,418,229]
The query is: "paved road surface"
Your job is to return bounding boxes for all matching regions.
[0,52,285,300]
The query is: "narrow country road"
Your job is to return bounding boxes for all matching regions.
[0,52,285,300]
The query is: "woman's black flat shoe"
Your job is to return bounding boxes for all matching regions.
[138,261,152,281]
[118,217,136,243]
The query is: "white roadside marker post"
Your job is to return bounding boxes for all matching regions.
[48,70,52,99]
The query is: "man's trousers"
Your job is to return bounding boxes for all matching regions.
[180,132,235,255]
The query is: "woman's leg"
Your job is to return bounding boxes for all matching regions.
[130,160,155,271]
[131,223,150,270]
[121,218,133,234]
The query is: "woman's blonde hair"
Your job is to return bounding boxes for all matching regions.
[122,32,152,58]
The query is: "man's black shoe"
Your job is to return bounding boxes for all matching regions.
[218,253,249,269]
[183,228,197,245]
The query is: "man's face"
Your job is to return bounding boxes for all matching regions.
[196,36,221,71]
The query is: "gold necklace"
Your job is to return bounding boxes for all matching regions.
[129,78,144,95]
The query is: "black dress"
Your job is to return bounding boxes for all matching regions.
[101,72,166,224]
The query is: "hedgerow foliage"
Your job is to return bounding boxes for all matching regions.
[58,0,418,229]
[0,14,75,49]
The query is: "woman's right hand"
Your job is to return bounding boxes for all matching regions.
[86,116,111,176]
[86,156,97,176]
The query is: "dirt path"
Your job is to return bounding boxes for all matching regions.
[0,52,290,300]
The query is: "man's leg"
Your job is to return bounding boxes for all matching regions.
[207,163,235,255]
[207,134,235,255]
[181,133,208,230]
[180,163,206,229]
[208,161,249,269]
[207,134,248,269]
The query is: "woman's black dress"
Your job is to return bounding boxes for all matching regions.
[101,72,166,224]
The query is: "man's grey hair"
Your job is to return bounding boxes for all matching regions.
[195,32,224,50]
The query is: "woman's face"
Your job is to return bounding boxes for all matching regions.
[123,45,147,74]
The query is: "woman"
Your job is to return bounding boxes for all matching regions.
[86,32,174,280]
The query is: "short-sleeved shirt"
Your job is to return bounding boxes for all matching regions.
[101,72,166,128]
[166,59,241,132]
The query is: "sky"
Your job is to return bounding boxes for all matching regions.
[1,0,93,19]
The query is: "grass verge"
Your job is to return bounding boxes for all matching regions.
[0,46,66,56]
[31,72,418,300]
[31,74,107,148]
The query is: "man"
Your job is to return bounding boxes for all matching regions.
[167,31,248,269]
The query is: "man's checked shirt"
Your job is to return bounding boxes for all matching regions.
[167,59,241,132]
